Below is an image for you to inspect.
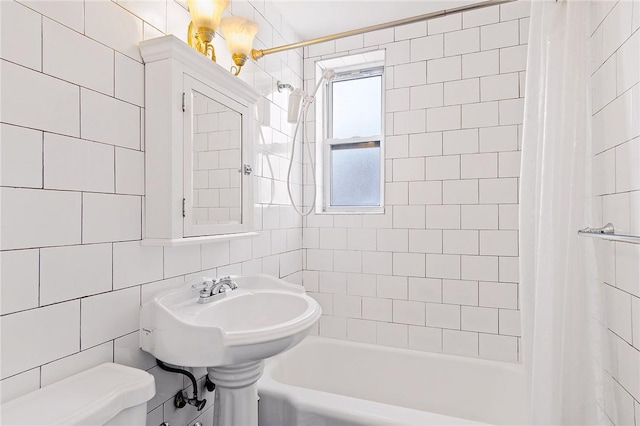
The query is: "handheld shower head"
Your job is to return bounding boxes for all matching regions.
[309,68,336,99]
[285,68,337,124]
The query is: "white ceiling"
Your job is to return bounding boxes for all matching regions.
[271,0,479,40]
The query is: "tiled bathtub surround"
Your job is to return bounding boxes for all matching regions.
[591,1,640,424]
[0,0,303,424]
[302,1,530,362]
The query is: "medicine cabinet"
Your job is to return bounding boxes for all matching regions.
[139,35,258,245]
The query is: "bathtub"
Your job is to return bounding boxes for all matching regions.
[258,336,528,426]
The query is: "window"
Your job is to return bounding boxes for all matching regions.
[323,65,384,212]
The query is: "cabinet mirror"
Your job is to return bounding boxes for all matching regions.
[184,75,252,237]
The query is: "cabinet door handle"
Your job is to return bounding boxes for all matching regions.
[243,164,252,175]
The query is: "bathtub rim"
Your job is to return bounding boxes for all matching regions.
[271,335,526,374]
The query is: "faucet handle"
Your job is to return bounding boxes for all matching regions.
[217,276,237,290]
[190,277,215,292]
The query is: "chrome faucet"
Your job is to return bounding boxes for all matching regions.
[191,276,238,304]
[211,276,238,294]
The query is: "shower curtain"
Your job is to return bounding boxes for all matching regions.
[520,1,605,424]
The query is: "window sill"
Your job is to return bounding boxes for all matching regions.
[319,207,385,215]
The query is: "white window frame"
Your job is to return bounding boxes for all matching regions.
[322,66,385,214]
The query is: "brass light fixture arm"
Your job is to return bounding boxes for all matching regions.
[205,42,216,62]
[188,21,217,62]
[251,0,516,60]
[230,53,248,76]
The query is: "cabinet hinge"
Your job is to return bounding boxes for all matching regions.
[182,92,186,112]
[182,198,186,218]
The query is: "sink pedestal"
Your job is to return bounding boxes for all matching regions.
[208,361,264,426]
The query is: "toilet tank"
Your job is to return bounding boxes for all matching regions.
[1,363,155,426]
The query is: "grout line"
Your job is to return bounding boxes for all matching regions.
[113,50,116,97]
[0,185,141,198]
[591,26,640,78]
[3,57,143,108]
[78,85,82,139]
[80,192,84,244]
[79,295,82,350]
[40,132,45,189]
[111,243,114,291]
[37,249,41,307]
[82,0,85,35]
[40,15,43,73]
[0,121,144,153]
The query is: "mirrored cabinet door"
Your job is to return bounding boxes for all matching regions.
[183,75,252,237]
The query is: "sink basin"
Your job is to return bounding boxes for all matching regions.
[140,274,321,367]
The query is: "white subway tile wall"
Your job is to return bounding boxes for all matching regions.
[303,1,528,363]
[0,1,304,425]
[591,1,640,424]
[4,0,637,423]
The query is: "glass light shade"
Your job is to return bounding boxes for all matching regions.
[220,16,259,56]
[187,0,229,30]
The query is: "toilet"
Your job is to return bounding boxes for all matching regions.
[1,363,155,425]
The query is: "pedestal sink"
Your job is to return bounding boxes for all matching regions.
[140,274,321,426]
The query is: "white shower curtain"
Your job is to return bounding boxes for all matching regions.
[520,1,605,425]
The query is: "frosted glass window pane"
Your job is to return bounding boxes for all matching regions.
[332,76,382,139]
[331,142,380,206]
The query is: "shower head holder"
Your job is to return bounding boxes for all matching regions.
[277,81,294,93]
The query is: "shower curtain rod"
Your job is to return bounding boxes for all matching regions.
[251,0,518,60]
[578,223,640,245]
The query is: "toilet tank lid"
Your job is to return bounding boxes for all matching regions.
[1,363,156,426]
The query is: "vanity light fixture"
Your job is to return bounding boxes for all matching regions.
[186,0,230,62]
[220,16,259,76]
[186,0,258,76]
